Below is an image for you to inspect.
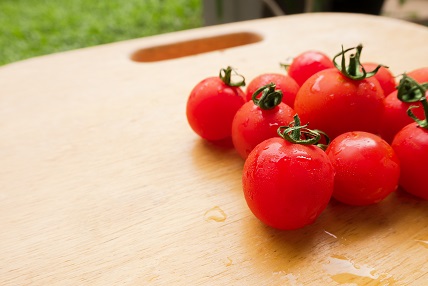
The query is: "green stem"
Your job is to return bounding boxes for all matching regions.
[397,74,428,129]
[397,74,428,102]
[332,44,385,80]
[252,83,283,110]
[407,99,428,129]
[219,66,245,87]
[277,114,329,149]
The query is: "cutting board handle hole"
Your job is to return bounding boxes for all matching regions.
[130,31,263,62]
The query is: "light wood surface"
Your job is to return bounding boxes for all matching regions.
[1,13,428,285]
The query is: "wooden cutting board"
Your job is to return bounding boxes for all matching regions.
[1,13,427,285]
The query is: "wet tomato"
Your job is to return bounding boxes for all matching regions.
[391,80,428,200]
[326,131,400,205]
[285,50,335,86]
[245,73,299,108]
[294,45,385,139]
[363,62,396,96]
[392,123,428,200]
[232,83,295,159]
[379,74,426,143]
[242,116,334,230]
[186,67,246,141]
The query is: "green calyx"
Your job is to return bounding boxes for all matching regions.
[219,66,246,87]
[397,73,428,102]
[277,114,330,150]
[398,75,428,129]
[333,44,386,80]
[252,82,283,110]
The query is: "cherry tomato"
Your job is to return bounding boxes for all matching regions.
[391,80,428,200]
[232,83,295,159]
[363,62,396,96]
[186,67,246,141]
[407,67,428,83]
[294,45,385,139]
[245,73,299,108]
[326,131,400,206]
[286,50,335,86]
[242,116,334,230]
[392,123,428,200]
[379,74,426,143]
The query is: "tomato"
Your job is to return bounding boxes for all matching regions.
[379,74,426,143]
[326,131,400,205]
[392,123,428,200]
[294,45,385,139]
[285,50,335,86]
[363,62,396,96]
[391,79,428,200]
[245,73,299,108]
[242,116,334,230]
[232,83,295,159]
[186,66,246,141]
[407,67,428,83]
[380,92,425,143]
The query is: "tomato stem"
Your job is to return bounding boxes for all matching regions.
[407,101,428,129]
[277,114,329,149]
[397,74,428,129]
[333,44,385,80]
[397,74,428,102]
[219,66,246,87]
[251,83,283,110]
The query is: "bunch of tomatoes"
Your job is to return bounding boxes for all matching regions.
[186,44,428,230]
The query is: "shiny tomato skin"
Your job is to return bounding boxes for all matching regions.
[242,137,335,230]
[379,90,425,143]
[294,68,385,139]
[379,69,428,144]
[232,101,295,159]
[245,73,299,108]
[391,123,428,200]
[186,77,246,141]
[326,131,400,206]
[287,50,335,86]
[363,62,396,96]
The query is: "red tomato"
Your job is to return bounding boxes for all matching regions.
[245,73,299,108]
[407,67,428,83]
[380,91,425,143]
[391,80,428,200]
[363,62,396,96]
[286,50,335,86]
[186,67,246,141]
[242,117,334,230]
[326,131,400,206]
[380,74,427,143]
[294,45,385,139]
[294,69,384,139]
[232,83,295,159]
[392,123,428,200]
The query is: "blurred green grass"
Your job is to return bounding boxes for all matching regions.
[0,0,202,66]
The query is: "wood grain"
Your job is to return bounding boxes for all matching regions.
[1,13,428,285]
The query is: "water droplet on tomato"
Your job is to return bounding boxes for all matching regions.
[311,75,324,92]
[296,155,311,161]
